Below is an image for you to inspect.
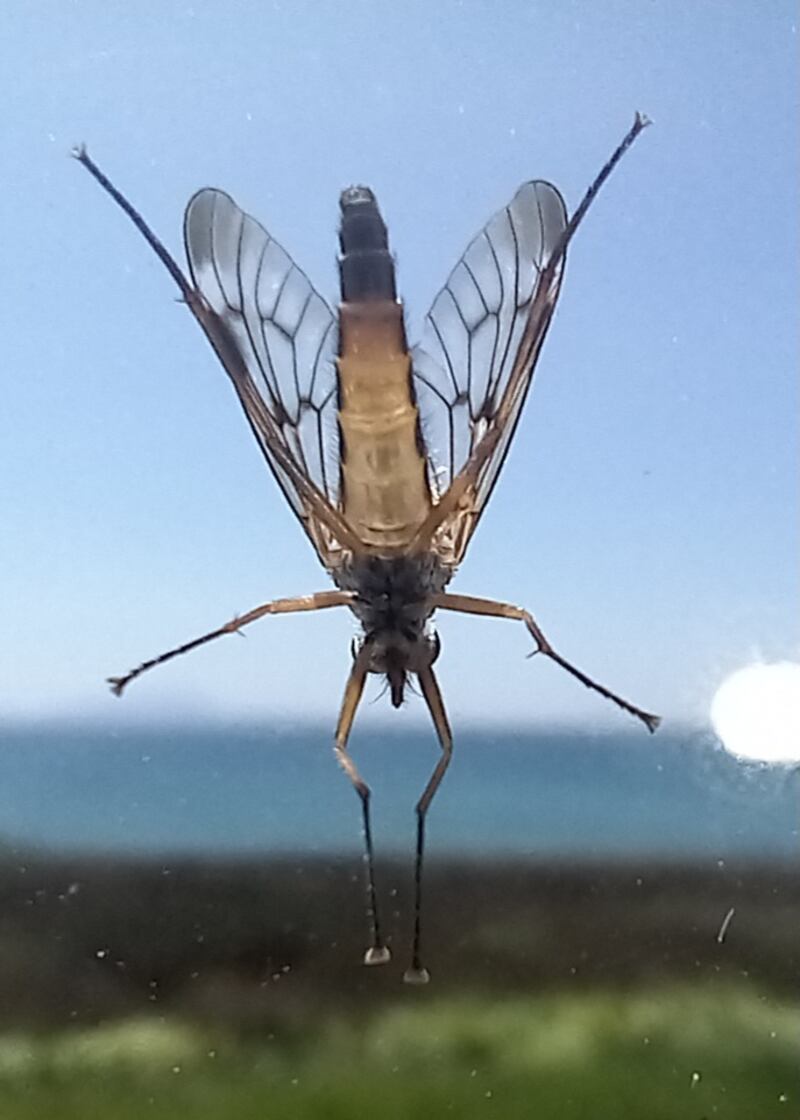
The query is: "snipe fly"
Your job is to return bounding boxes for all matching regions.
[75,113,658,983]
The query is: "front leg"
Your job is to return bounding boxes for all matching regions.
[403,665,454,985]
[333,643,391,967]
[431,592,660,733]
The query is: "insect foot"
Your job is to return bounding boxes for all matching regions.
[402,965,431,986]
[363,946,391,966]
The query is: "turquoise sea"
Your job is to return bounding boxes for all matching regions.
[0,724,796,860]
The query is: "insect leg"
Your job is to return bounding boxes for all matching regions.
[73,146,195,299]
[432,592,660,733]
[108,590,354,695]
[333,644,391,967]
[404,665,453,985]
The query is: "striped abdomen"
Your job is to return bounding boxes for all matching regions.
[336,187,432,552]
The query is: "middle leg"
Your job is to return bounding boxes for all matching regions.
[432,592,660,732]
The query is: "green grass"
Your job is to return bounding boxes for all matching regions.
[0,985,796,1119]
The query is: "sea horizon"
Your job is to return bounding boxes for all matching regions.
[0,722,795,862]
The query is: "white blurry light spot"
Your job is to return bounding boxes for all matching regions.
[711,663,800,763]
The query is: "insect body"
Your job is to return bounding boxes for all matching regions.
[75,113,658,983]
[337,186,432,550]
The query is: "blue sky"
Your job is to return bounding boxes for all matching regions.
[0,1,796,729]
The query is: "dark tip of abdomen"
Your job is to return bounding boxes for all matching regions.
[340,185,377,209]
[339,185,389,252]
[338,184,396,302]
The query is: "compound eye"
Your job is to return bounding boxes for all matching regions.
[351,636,363,661]
[429,631,441,664]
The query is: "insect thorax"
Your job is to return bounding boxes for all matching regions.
[334,553,451,642]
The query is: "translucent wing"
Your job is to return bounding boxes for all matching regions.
[184,189,344,556]
[412,181,568,563]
